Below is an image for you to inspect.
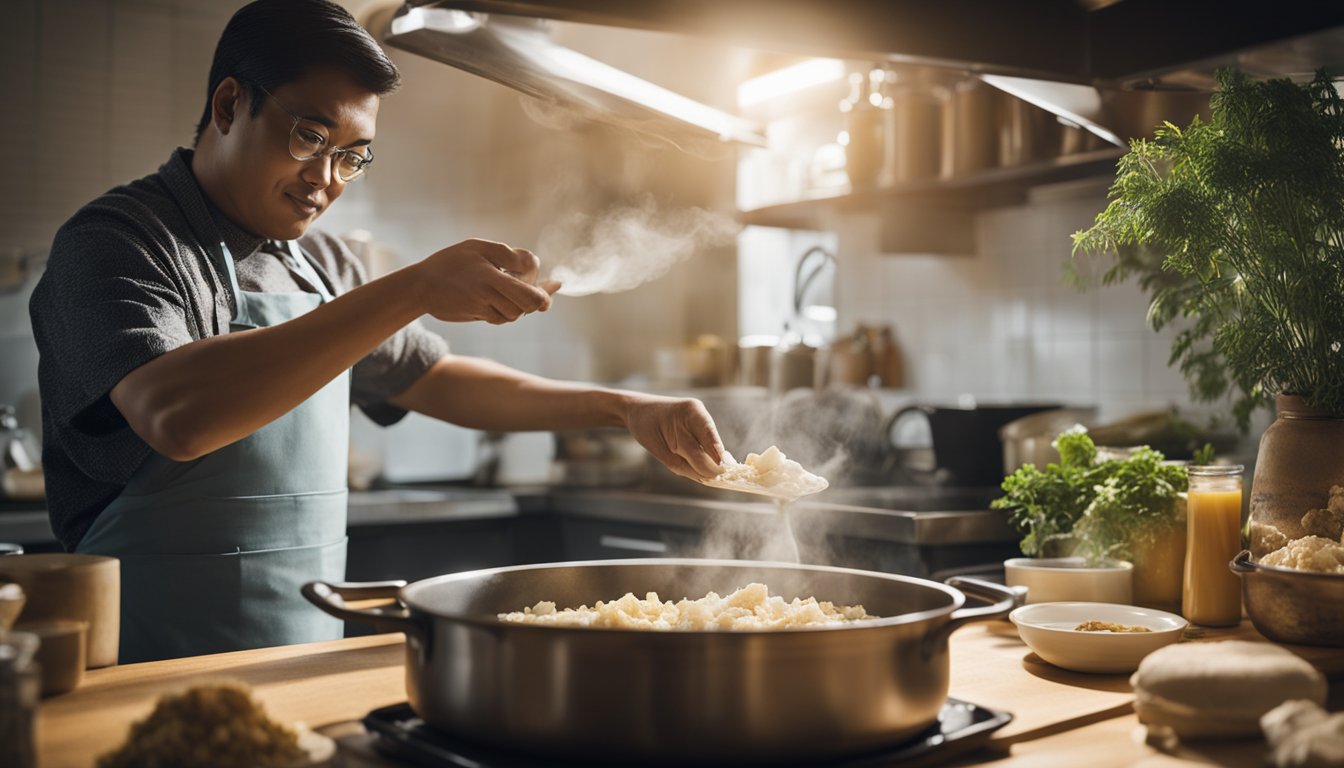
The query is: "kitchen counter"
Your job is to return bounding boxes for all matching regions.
[36,620,1344,768]
[0,483,1012,548]
[533,486,1013,546]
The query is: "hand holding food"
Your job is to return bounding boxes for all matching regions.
[623,394,724,480]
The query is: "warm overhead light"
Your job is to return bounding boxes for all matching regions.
[535,44,755,143]
[737,58,846,109]
[392,7,483,34]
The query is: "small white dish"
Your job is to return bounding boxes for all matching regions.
[1004,557,1133,604]
[1009,602,1187,674]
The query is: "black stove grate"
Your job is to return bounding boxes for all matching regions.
[363,698,1011,767]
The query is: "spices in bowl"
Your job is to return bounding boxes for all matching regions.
[1010,602,1186,673]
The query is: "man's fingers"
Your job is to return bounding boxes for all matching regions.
[511,248,541,285]
[680,438,723,480]
[689,414,725,466]
[539,279,562,297]
[659,451,702,481]
[480,241,540,277]
[490,280,550,317]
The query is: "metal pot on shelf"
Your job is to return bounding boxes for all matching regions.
[998,407,1098,474]
[305,560,1017,765]
[889,403,1065,486]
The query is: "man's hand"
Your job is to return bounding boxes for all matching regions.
[412,238,562,324]
[622,395,725,481]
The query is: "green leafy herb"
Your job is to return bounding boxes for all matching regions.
[1072,69,1344,432]
[993,430,1187,560]
[993,429,1107,557]
[1192,442,1216,466]
[1072,447,1188,561]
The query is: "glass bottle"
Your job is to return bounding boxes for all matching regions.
[1182,464,1245,626]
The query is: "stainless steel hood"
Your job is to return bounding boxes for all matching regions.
[387,1,1344,148]
[383,6,766,149]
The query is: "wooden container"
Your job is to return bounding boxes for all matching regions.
[15,620,87,696]
[0,554,119,667]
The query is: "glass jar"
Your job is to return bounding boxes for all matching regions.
[1182,464,1245,626]
[839,68,891,191]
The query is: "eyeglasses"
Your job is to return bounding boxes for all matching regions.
[255,85,374,183]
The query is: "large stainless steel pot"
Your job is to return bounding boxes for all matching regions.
[304,559,1017,765]
[1230,550,1344,647]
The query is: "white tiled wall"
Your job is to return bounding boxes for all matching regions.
[831,177,1242,428]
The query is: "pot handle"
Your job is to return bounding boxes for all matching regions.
[1230,549,1255,574]
[923,577,1022,657]
[886,405,937,481]
[302,579,425,640]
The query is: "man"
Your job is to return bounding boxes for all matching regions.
[30,0,725,664]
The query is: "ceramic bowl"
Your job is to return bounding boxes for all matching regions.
[1009,602,1187,674]
[1004,557,1133,604]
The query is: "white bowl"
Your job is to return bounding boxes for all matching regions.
[1009,602,1187,674]
[1004,557,1133,604]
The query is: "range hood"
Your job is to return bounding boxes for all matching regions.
[383,6,766,149]
[385,1,1344,148]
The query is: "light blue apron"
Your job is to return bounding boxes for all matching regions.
[78,235,349,664]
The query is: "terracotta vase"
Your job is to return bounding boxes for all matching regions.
[1248,394,1344,557]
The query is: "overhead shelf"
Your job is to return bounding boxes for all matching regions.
[738,147,1126,232]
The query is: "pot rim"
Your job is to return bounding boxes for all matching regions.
[398,558,968,636]
[1232,550,1344,580]
[1004,556,1133,573]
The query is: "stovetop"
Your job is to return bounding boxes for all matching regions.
[363,699,1011,767]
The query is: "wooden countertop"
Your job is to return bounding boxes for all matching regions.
[37,621,1344,767]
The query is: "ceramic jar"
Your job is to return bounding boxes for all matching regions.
[1249,394,1344,557]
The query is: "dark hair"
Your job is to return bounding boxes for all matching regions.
[194,0,400,143]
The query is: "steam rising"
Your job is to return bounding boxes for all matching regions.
[691,390,891,566]
[542,196,741,296]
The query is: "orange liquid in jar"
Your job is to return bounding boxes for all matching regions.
[1182,488,1243,626]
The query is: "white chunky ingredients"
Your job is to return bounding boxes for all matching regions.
[1260,486,1344,574]
[498,582,872,630]
[707,446,829,501]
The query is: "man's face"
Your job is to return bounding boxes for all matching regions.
[214,69,379,240]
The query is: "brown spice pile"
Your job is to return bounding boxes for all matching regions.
[1074,620,1152,633]
[96,681,306,768]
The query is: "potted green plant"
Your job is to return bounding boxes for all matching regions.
[1072,68,1344,556]
[994,430,1190,609]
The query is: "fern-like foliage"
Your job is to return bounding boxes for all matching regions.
[1073,69,1344,431]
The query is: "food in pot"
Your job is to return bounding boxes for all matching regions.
[711,446,828,499]
[1262,535,1344,574]
[499,582,872,630]
[1073,620,1151,633]
[1131,641,1327,740]
[96,681,307,768]
[1255,486,1344,574]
